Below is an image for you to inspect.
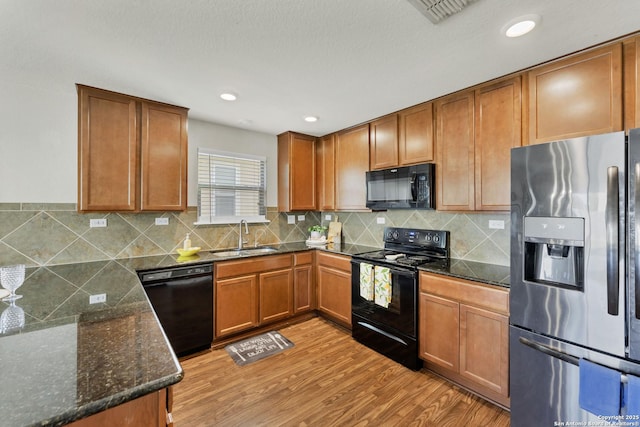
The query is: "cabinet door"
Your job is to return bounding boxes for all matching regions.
[419,292,459,372]
[215,275,258,337]
[140,102,188,211]
[624,35,640,131]
[335,124,369,210]
[78,86,138,212]
[259,269,293,324]
[528,43,623,144]
[398,102,434,165]
[316,134,336,211]
[278,132,316,212]
[293,264,314,313]
[435,91,475,211]
[369,114,398,169]
[459,304,509,398]
[316,265,352,327]
[474,76,522,211]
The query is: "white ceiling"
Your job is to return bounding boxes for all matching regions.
[3,0,640,137]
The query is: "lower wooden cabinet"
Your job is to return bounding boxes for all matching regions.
[419,271,509,408]
[67,387,172,427]
[293,251,315,313]
[316,251,352,327]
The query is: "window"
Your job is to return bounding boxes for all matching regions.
[197,149,267,224]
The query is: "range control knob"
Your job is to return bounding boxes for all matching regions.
[433,235,440,243]
[391,230,399,240]
[425,234,432,242]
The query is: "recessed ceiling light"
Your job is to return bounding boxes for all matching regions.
[220,93,237,101]
[304,116,318,123]
[503,14,540,38]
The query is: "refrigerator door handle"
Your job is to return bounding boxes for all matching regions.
[606,166,620,316]
[635,163,640,320]
[519,336,580,366]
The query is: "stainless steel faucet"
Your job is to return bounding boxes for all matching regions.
[238,219,249,249]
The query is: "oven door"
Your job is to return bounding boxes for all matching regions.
[351,259,418,337]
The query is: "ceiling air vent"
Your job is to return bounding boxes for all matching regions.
[407,0,480,24]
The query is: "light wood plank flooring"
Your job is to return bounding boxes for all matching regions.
[173,317,510,426]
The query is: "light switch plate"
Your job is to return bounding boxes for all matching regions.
[489,220,505,229]
[89,218,107,228]
[325,214,332,221]
[377,217,386,224]
[89,293,107,304]
[155,217,169,225]
[297,214,305,221]
[287,215,295,224]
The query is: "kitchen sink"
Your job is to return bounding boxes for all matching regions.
[210,247,278,257]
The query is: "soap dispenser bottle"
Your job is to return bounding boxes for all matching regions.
[183,233,192,250]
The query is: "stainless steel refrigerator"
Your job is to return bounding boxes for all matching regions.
[510,130,640,426]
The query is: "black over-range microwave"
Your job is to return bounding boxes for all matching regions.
[365,163,435,210]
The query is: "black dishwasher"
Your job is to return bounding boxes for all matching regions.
[138,264,213,357]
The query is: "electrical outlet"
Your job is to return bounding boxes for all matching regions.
[89,218,107,228]
[297,214,305,221]
[377,217,386,224]
[89,293,107,304]
[325,214,332,221]
[489,220,505,230]
[287,215,295,224]
[155,217,169,225]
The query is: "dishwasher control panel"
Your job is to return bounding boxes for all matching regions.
[139,264,212,282]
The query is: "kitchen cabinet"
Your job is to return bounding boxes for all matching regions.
[335,124,369,211]
[369,114,399,170]
[293,251,315,314]
[316,251,351,328]
[435,76,521,211]
[419,271,509,408]
[278,131,317,212]
[66,388,172,427]
[624,35,640,131]
[398,102,434,165]
[214,254,294,338]
[435,91,475,211]
[316,133,336,210]
[77,85,188,212]
[526,43,623,145]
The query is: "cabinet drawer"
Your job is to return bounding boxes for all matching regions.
[216,254,292,279]
[419,272,509,315]
[316,251,351,271]
[294,251,313,266]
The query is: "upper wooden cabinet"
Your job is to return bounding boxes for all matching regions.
[278,132,317,212]
[436,90,475,211]
[624,35,640,132]
[369,114,399,170]
[335,124,369,211]
[398,102,434,165]
[436,76,522,211]
[369,103,435,170]
[527,43,623,144]
[77,85,188,212]
[316,133,336,211]
[474,76,522,210]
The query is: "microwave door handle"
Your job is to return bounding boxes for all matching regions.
[410,172,417,201]
[606,166,620,316]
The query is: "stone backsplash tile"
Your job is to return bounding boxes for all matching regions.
[0,204,510,267]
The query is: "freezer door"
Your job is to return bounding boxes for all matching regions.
[511,131,626,356]
[629,128,640,361]
[510,326,640,426]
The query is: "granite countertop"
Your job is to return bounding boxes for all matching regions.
[419,258,510,288]
[0,260,183,427]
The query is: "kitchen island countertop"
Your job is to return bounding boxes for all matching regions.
[0,260,183,427]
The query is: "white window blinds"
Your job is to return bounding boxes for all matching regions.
[197,149,267,224]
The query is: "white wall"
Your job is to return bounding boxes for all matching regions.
[0,75,278,205]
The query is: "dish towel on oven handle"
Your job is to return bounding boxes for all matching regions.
[374,266,392,308]
[359,262,374,301]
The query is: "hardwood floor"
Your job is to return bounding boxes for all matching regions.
[172,317,510,426]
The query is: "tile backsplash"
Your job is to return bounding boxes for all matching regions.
[0,203,509,267]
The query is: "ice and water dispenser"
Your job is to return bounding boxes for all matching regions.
[523,216,585,290]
